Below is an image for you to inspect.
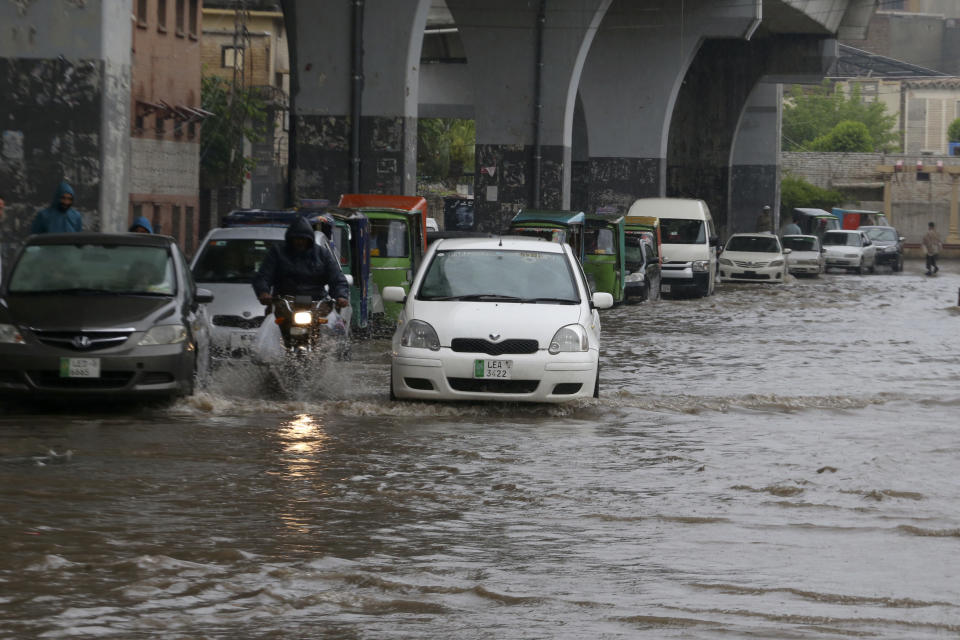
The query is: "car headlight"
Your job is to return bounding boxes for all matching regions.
[719,258,733,266]
[625,271,645,283]
[138,324,188,345]
[400,319,440,351]
[293,311,312,325]
[549,324,588,354]
[769,259,784,267]
[692,260,709,272]
[0,324,25,344]
[884,246,897,252]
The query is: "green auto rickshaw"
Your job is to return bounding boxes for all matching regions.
[338,194,427,322]
[508,209,585,260]
[583,214,626,304]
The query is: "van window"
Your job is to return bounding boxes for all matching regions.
[660,218,705,244]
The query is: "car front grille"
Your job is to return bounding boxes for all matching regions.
[212,315,265,329]
[0,370,23,384]
[733,260,769,268]
[28,371,135,389]
[33,330,133,352]
[447,377,539,393]
[730,272,772,280]
[450,338,538,356]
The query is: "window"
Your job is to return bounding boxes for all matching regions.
[154,113,165,138]
[157,0,167,31]
[187,120,196,140]
[175,0,185,36]
[222,46,244,69]
[152,204,163,235]
[185,207,195,257]
[136,0,148,27]
[188,0,198,37]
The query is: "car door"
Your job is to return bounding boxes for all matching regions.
[644,242,661,299]
[176,244,210,374]
[861,233,876,265]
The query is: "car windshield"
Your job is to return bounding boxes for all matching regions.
[660,218,705,244]
[584,227,615,255]
[725,236,781,253]
[865,228,897,242]
[370,219,409,258]
[192,238,282,283]
[625,233,650,270]
[823,233,860,247]
[418,249,579,303]
[782,237,819,252]
[9,244,176,295]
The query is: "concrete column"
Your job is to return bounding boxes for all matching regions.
[729,83,781,235]
[446,0,610,231]
[283,0,429,202]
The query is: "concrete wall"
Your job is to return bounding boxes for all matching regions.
[856,11,949,73]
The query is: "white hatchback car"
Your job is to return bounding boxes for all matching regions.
[718,233,789,283]
[782,234,824,276]
[822,229,877,274]
[384,237,613,403]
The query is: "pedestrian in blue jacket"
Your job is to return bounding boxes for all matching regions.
[129,215,154,233]
[31,182,83,234]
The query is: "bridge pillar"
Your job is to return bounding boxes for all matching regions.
[446,0,610,231]
[729,83,782,235]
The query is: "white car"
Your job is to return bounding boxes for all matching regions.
[822,229,877,274]
[384,236,613,403]
[718,233,789,283]
[782,234,824,276]
[426,217,440,232]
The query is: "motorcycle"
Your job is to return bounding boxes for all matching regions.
[271,294,347,356]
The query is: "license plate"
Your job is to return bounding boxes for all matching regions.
[59,357,100,378]
[474,359,512,379]
[661,284,671,293]
[744,270,756,276]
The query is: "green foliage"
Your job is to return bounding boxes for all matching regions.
[780,174,845,213]
[200,75,267,189]
[808,120,874,152]
[418,118,475,179]
[783,80,898,153]
[948,118,960,143]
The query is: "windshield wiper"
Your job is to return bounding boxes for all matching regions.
[112,290,175,297]
[15,288,121,295]
[423,294,524,302]
[524,297,579,304]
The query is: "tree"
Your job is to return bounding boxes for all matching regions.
[780,174,845,213]
[783,80,898,153]
[417,118,475,179]
[200,75,267,189]
[808,120,874,152]
[948,118,960,143]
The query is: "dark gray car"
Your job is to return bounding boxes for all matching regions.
[860,225,904,272]
[0,233,213,399]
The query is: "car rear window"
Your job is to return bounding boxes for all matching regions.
[192,238,282,283]
[418,249,579,302]
[9,244,176,295]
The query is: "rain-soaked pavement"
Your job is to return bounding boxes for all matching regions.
[2,260,960,638]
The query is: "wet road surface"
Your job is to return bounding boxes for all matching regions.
[2,260,960,638]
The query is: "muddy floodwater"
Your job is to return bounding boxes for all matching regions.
[2,262,960,638]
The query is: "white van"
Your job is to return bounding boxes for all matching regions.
[626,198,718,297]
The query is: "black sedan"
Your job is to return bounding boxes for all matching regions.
[860,225,904,272]
[0,233,213,399]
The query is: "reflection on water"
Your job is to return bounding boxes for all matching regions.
[1,265,960,638]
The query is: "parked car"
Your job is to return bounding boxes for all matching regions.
[822,229,877,274]
[0,233,212,399]
[624,227,661,302]
[782,234,824,276]
[191,225,345,360]
[859,225,904,272]
[718,233,789,283]
[426,217,440,232]
[384,236,613,403]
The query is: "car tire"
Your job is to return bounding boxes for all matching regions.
[389,371,397,401]
[592,366,600,399]
[856,259,865,275]
[894,256,903,272]
[868,261,875,274]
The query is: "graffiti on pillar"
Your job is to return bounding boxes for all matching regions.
[589,157,662,213]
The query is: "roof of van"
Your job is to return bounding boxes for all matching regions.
[626,198,711,221]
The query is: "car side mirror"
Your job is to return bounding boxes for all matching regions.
[344,274,355,287]
[899,236,905,242]
[382,286,407,303]
[783,248,792,254]
[709,235,720,247]
[195,288,214,304]
[592,292,614,310]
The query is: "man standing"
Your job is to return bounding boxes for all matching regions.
[31,182,82,234]
[782,214,802,236]
[755,205,772,233]
[922,221,942,276]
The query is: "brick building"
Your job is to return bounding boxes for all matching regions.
[131,0,205,257]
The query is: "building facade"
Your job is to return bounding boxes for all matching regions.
[131,0,205,257]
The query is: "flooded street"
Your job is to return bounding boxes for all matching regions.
[3,261,960,639]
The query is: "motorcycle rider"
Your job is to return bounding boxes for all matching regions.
[253,216,350,316]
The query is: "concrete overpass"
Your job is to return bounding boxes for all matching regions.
[280,0,878,235]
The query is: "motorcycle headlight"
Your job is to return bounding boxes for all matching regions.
[692,260,709,272]
[719,258,733,266]
[400,319,440,351]
[293,311,313,325]
[0,324,25,344]
[549,324,588,354]
[138,324,187,345]
[625,271,645,283]
[769,259,784,267]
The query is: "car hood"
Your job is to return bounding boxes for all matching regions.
[785,250,820,260]
[823,245,861,254]
[660,244,709,263]
[870,240,897,247]
[195,282,262,319]
[721,250,781,262]
[2,294,177,331]
[409,300,583,347]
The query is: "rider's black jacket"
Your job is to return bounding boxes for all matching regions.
[252,216,350,301]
